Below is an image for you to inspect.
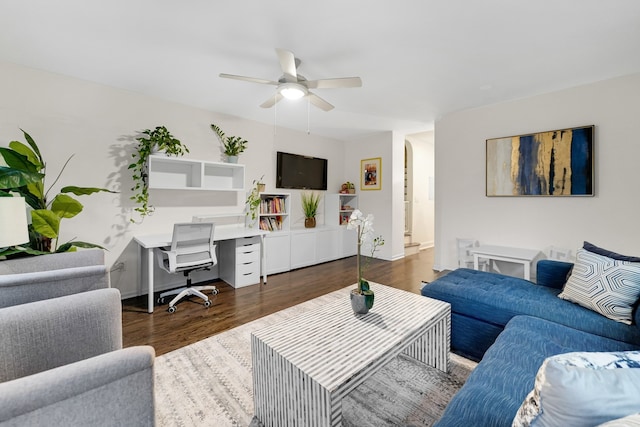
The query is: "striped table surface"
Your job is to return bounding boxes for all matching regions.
[251,283,451,426]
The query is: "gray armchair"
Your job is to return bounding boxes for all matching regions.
[0,288,155,426]
[0,249,110,308]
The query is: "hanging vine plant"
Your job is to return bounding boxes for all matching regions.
[128,126,189,222]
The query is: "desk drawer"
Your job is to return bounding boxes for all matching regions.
[237,248,260,264]
[235,236,261,248]
[234,269,260,287]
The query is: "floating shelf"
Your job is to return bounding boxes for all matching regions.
[148,155,244,191]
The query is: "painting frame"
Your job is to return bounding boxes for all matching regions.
[486,125,594,197]
[361,157,381,191]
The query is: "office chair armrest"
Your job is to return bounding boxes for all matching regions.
[0,346,155,426]
[0,288,122,382]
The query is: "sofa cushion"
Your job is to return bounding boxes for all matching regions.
[513,351,640,427]
[421,269,640,346]
[559,248,640,325]
[434,316,640,427]
[536,260,573,290]
[584,241,640,263]
[598,413,640,426]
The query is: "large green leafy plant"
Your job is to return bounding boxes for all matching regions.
[0,129,114,256]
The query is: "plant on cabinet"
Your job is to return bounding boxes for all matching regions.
[301,191,320,228]
[245,175,264,227]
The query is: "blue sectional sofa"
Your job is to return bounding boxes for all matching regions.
[421,260,640,427]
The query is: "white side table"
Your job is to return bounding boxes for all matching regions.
[470,245,540,280]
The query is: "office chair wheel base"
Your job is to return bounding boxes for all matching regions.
[212,289,219,295]
[168,306,177,314]
[157,297,165,305]
[204,300,211,308]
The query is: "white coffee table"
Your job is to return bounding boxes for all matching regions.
[251,283,451,427]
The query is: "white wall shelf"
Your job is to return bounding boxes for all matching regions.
[148,155,244,191]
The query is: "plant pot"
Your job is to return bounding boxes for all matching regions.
[350,289,375,314]
[348,189,355,194]
[304,217,316,228]
[227,155,238,163]
[257,183,265,193]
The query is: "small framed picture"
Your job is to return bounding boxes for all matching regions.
[360,157,381,191]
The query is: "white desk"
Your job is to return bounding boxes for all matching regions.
[134,227,269,313]
[470,245,540,280]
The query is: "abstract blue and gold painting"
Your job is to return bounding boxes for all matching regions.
[486,125,594,196]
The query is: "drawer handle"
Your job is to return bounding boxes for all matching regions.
[243,262,253,265]
[243,272,252,276]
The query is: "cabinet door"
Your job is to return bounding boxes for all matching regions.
[316,228,340,263]
[265,233,291,274]
[341,227,358,258]
[290,230,317,269]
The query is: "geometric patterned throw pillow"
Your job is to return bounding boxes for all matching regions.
[558,248,640,324]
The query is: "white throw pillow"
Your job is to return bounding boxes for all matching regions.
[512,351,640,427]
[597,413,640,427]
[558,248,640,324]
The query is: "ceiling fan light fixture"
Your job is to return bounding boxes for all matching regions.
[279,83,307,100]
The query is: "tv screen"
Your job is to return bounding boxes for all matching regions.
[276,151,328,190]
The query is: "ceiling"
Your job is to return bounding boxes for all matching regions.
[2,0,640,140]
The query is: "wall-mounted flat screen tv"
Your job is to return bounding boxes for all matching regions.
[276,151,328,190]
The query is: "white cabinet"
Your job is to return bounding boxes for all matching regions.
[219,236,261,288]
[265,232,291,274]
[317,227,340,263]
[290,229,317,269]
[148,155,244,191]
[325,194,358,226]
[340,227,358,258]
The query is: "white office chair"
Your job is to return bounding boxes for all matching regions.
[548,246,573,262]
[155,222,219,313]
[456,238,489,271]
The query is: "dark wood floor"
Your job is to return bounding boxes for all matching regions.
[122,248,443,356]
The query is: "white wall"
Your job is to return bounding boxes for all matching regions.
[434,73,640,271]
[0,61,347,298]
[345,131,404,261]
[406,131,435,248]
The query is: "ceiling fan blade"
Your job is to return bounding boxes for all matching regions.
[275,48,297,82]
[219,73,278,86]
[308,92,334,111]
[260,93,284,108]
[305,77,363,89]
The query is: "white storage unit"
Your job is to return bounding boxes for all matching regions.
[148,155,244,191]
[219,236,261,288]
[325,193,358,226]
[265,233,291,275]
[290,229,317,269]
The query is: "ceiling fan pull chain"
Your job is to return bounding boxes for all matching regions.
[307,96,311,135]
[273,93,278,136]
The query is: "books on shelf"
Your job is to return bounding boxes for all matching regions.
[260,196,285,214]
[259,216,283,231]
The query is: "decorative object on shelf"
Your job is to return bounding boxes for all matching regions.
[0,129,114,256]
[347,209,385,314]
[129,126,189,222]
[210,123,247,163]
[486,125,594,197]
[245,175,264,227]
[340,181,355,194]
[361,157,381,191]
[301,191,320,228]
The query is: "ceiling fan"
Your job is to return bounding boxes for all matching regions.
[219,48,362,112]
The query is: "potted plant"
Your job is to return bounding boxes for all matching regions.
[245,175,264,227]
[0,129,115,256]
[210,123,247,163]
[129,126,189,222]
[301,191,320,228]
[347,209,385,314]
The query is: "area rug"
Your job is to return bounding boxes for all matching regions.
[154,286,477,427]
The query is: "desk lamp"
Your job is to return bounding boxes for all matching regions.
[0,196,29,248]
